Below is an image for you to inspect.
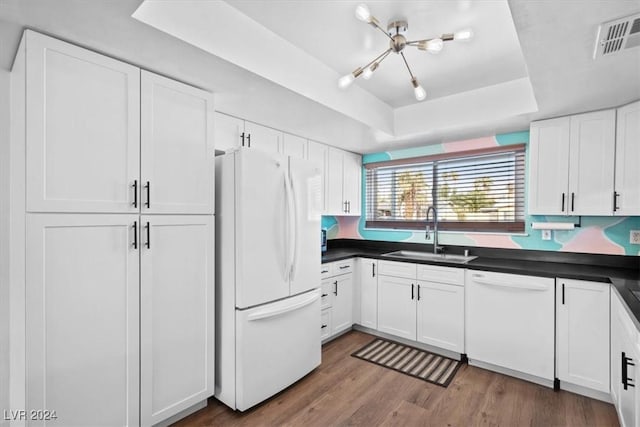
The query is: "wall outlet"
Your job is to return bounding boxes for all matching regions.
[542,229,551,240]
[630,230,640,245]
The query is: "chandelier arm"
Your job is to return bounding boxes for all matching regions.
[362,48,392,70]
[399,52,416,80]
[371,21,394,41]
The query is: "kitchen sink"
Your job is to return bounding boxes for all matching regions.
[381,250,477,264]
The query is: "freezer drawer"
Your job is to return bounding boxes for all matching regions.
[235,289,321,411]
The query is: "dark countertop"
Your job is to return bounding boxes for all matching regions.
[322,241,640,329]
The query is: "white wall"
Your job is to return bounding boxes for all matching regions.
[0,67,10,425]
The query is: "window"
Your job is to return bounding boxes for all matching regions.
[365,145,526,232]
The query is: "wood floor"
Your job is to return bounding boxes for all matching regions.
[174,331,619,426]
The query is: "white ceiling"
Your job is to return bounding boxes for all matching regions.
[1,0,639,154]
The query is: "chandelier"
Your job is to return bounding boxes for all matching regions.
[338,3,473,101]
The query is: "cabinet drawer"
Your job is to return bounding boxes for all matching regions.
[417,264,464,286]
[321,308,331,340]
[332,259,353,275]
[321,280,332,309]
[320,263,331,278]
[378,260,416,279]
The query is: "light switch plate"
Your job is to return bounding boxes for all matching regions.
[542,229,551,240]
[630,230,640,244]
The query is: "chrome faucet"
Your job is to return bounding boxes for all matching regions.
[425,205,443,254]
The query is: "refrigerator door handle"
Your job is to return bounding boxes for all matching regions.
[247,292,320,321]
[284,167,296,282]
[288,168,298,281]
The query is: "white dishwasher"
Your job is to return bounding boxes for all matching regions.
[465,270,555,385]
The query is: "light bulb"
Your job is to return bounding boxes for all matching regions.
[411,78,427,101]
[425,38,444,53]
[454,28,473,41]
[355,4,371,22]
[338,73,355,89]
[362,67,373,80]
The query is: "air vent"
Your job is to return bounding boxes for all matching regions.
[594,12,640,59]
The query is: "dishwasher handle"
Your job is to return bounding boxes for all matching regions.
[471,274,549,291]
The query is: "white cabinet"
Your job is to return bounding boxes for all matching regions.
[26,214,140,427]
[213,112,244,152]
[615,100,640,215]
[141,71,214,214]
[377,275,417,340]
[556,279,610,393]
[529,110,616,215]
[357,258,378,330]
[377,261,465,353]
[24,30,140,213]
[320,260,354,341]
[416,265,465,353]
[244,121,281,155]
[611,291,639,427]
[308,140,328,213]
[282,132,307,159]
[140,215,215,426]
[326,147,362,216]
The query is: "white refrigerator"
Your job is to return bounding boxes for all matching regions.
[215,148,323,411]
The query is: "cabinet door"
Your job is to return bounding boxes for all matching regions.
[568,110,616,215]
[377,276,416,340]
[615,101,640,215]
[141,71,215,215]
[327,147,345,214]
[282,132,307,159]
[25,31,140,213]
[214,112,244,152]
[556,279,610,392]
[244,121,281,155]
[308,140,328,213]
[342,151,362,216]
[528,117,570,215]
[26,214,140,427]
[610,294,623,405]
[331,275,353,335]
[140,215,214,426]
[321,308,332,341]
[416,282,464,353]
[359,258,378,330]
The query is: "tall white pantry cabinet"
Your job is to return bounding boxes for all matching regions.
[8,30,215,426]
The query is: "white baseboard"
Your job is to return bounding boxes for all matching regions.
[559,381,612,403]
[153,400,207,427]
[468,359,555,389]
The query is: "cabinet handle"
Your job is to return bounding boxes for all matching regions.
[613,191,619,212]
[347,201,351,213]
[571,192,575,212]
[321,269,329,274]
[372,263,375,277]
[132,221,138,249]
[333,280,338,296]
[132,180,138,208]
[339,265,349,270]
[411,284,414,300]
[622,352,636,390]
[241,132,245,147]
[417,284,421,301]
[343,201,348,213]
[321,324,327,329]
[561,193,565,212]
[247,133,251,148]
[145,221,151,249]
[321,293,328,298]
[562,283,565,305]
[144,181,151,208]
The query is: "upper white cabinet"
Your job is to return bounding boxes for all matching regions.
[24,30,140,213]
[244,121,281,155]
[327,147,362,216]
[213,112,244,152]
[529,110,616,215]
[282,132,307,159]
[615,100,640,215]
[556,278,610,393]
[26,214,140,427]
[141,71,214,215]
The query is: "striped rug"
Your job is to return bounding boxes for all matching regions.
[351,338,462,387]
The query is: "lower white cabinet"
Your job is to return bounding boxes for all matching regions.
[556,278,610,393]
[377,262,465,353]
[26,214,141,427]
[611,291,639,427]
[320,260,353,341]
[140,215,215,425]
[358,258,378,330]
